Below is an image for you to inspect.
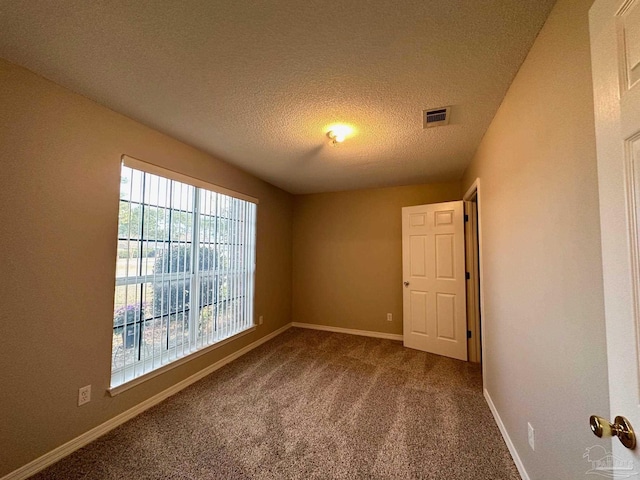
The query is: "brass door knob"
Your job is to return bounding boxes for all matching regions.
[403,281,410,287]
[590,415,636,449]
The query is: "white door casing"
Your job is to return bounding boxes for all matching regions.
[591,0,640,471]
[402,201,467,361]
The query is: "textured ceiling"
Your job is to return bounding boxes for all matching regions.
[0,0,556,194]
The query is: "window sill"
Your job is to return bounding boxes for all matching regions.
[108,325,257,396]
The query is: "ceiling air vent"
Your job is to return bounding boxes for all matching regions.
[423,106,451,128]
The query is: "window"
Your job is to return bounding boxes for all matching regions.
[111,156,257,388]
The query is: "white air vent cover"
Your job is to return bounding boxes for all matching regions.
[423,106,451,128]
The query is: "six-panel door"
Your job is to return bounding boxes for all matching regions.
[402,201,468,361]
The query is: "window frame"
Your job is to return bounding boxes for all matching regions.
[109,155,258,395]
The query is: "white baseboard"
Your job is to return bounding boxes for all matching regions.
[484,388,528,480]
[2,323,292,480]
[291,322,403,341]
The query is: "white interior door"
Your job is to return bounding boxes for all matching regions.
[591,0,640,470]
[402,201,467,361]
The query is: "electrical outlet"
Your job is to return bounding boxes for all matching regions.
[387,313,393,322]
[259,315,264,325]
[78,385,91,406]
[528,422,535,451]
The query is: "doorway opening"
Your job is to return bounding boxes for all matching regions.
[464,180,483,364]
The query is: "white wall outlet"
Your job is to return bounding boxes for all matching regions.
[78,385,91,406]
[528,422,535,450]
[259,315,264,325]
[386,313,393,322]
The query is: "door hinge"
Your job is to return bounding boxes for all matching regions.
[466,272,470,280]
[464,214,469,222]
[467,330,472,339]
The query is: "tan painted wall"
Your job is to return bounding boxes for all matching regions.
[292,183,461,335]
[0,59,293,476]
[461,0,609,478]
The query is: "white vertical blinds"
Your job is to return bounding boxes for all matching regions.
[111,159,257,388]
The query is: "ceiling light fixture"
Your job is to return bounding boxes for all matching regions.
[326,125,353,146]
[327,130,345,145]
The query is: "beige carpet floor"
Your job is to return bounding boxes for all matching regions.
[30,328,520,479]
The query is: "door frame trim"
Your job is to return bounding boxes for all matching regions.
[463,178,486,381]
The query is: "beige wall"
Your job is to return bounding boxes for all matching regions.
[0,59,293,476]
[461,0,609,478]
[292,183,461,335]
